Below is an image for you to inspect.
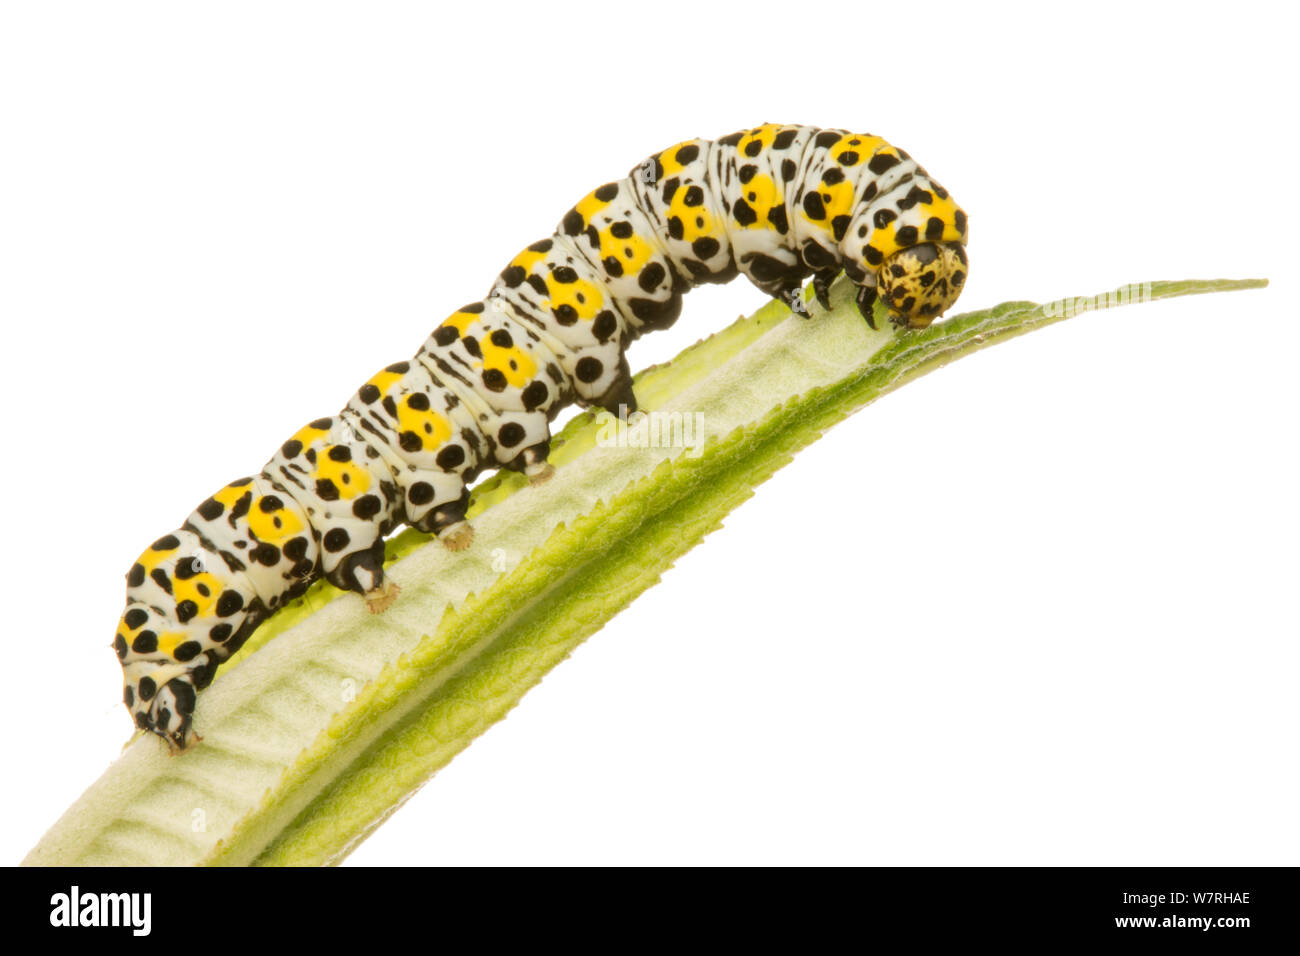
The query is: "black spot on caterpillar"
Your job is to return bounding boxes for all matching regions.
[114,123,970,751]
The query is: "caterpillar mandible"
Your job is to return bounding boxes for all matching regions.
[114,123,970,751]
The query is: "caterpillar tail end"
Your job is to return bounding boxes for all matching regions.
[364,579,402,614]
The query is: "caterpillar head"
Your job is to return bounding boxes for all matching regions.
[845,169,970,328]
[122,659,204,752]
[878,240,969,328]
[115,529,253,751]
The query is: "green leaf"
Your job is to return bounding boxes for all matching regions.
[22,276,1266,866]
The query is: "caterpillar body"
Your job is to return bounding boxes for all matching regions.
[114,123,970,750]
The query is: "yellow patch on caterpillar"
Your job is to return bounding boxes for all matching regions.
[667,189,717,242]
[440,308,483,337]
[312,451,371,501]
[481,339,538,389]
[802,176,856,231]
[575,186,615,221]
[132,542,175,576]
[156,631,186,659]
[736,172,781,230]
[172,571,222,618]
[833,134,885,166]
[656,139,697,177]
[596,227,653,273]
[737,124,780,155]
[505,244,549,276]
[866,225,902,263]
[247,496,306,541]
[397,398,452,449]
[363,366,405,397]
[546,275,604,324]
[924,194,967,242]
[285,422,330,453]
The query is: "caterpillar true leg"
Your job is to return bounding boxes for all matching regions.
[855,285,880,328]
[114,123,969,751]
[779,283,811,317]
[812,269,839,310]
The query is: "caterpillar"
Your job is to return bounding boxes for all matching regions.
[113,123,970,751]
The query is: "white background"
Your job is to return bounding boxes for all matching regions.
[2,1,1296,866]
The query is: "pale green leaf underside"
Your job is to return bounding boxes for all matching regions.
[23,276,1265,866]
